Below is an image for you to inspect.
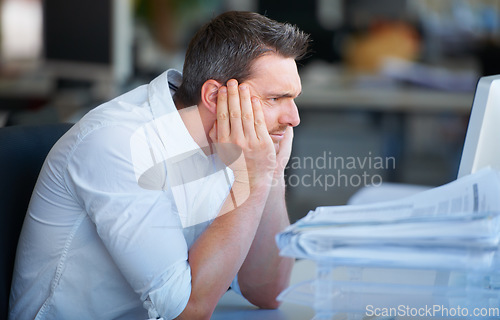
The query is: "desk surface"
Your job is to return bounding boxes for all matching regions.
[212,260,316,320]
[211,260,476,320]
[212,261,437,319]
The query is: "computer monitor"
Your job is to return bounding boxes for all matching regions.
[457,75,500,178]
[42,0,132,96]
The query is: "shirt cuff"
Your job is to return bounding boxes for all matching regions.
[145,260,191,320]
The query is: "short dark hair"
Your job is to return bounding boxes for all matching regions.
[174,11,310,107]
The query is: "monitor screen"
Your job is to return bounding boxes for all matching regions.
[43,0,111,66]
[41,0,132,89]
[457,75,500,178]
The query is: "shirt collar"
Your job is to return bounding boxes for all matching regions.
[148,69,208,163]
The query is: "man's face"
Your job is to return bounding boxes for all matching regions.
[244,54,301,151]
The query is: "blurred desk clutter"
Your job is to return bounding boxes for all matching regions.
[298,61,475,113]
[286,60,475,219]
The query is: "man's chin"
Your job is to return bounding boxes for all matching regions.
[274,142,280,154]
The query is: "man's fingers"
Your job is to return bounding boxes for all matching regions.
[239,84,257,141]
[227,79,243,140]
[217,86,229,141]
[216,80,269,150]
[252,97,271,142]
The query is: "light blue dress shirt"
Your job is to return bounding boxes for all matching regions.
[9,70,238,320]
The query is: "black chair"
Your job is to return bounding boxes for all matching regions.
[0,123,73,319]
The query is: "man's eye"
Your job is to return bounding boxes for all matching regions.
[270,98,279,102]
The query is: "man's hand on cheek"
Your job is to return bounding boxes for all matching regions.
[209,79,277,203]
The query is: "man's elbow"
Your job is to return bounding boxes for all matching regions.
[175,300,214,320]
[242,285,284,310]
[254,298,282,310]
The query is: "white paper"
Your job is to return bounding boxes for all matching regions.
[277,168,500,269]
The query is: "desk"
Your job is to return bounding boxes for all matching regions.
[212,260,493,320]
[297,63,474,114]
[298,86,473,114]
[0,71,53,110]
[212,260,316,320]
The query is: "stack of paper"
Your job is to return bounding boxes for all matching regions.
[277,167,500,270]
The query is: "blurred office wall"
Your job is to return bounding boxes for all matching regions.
[1,0,497,220]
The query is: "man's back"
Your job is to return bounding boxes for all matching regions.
[9,71,233,319]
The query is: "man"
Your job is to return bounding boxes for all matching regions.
[9,11,309,320]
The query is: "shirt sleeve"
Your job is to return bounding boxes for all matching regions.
[64,123,190,319]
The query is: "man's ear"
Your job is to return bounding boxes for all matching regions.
[200,79,221,115]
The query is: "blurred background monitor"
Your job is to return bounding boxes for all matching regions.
[458,75,500,178]
[42,0,132,95]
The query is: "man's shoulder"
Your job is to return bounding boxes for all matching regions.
[77,85,150,134]
[109,83,150,107]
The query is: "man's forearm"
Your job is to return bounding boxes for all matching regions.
[175,184,271,319]
[237,176,294,308]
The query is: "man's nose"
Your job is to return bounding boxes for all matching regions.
[280,100,300,127]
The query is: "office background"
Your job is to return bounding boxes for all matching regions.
[1,0,499,222]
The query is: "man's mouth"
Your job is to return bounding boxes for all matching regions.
[270,131,285,141]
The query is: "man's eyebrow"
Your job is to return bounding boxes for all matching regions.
[267,90,302,98]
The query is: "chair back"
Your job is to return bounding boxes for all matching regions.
[0,123,72,319]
